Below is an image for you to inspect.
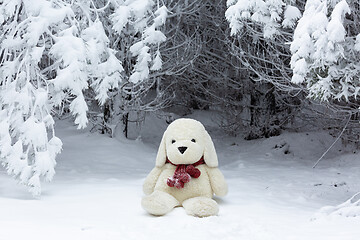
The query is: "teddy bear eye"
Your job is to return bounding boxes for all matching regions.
[191,139,196,143]
[171,140,176,144]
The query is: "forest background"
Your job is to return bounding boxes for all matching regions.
[0,0,360,195]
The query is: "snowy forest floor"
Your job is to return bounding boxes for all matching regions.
[1,111,360,240]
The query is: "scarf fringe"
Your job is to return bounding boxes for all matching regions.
[166,157,205,189]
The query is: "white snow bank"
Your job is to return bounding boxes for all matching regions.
[0,113,360,240]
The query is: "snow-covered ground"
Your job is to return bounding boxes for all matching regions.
[1,112,360,240]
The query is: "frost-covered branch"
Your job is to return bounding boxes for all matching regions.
[290,0,360,104]
[0,0,126,195]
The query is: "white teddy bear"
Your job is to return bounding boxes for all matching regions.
[141,118,228,217]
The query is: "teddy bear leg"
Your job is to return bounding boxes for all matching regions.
[141,190,179,216]
[182,197,219,217]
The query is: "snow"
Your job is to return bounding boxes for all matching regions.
[314,192,360,218]
[153,6,168,27]
[129,45,151,84]
[327,0,350,43]
[1,112,360,240]
[355,34,360,51]
[282,5,301,28]
[144,27,167,44]
[293,58,307,74]
[150,50,163,71]
[289,0,354,102]
[226,0,287,39]
[111,6,131,34]
[69,95,89,129]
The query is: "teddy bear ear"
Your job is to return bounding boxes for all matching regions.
[155,131,167,167]
[203,130,218,168]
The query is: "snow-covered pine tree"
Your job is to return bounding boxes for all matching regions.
[111,0,167,84]
[225,0,303,91]
[226,0,302,39]
[224,0,305,137]
[0,0,126,195]
[290,0,360,104]
[226,0,360,142]
[102,0,168,137]
[0,0,70,196]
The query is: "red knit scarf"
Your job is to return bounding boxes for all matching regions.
[166,157,205,189]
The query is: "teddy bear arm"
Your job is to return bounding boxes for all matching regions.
[143,166,163,195]
[206,167,228,197]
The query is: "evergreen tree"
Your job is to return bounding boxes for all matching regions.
[0,0,167,195]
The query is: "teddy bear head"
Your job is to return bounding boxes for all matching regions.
[155,118,218,168]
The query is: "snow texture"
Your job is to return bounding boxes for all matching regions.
[0,111,359,239]
[282,5,302,28]
[0,0,131,194]
[355,34,360,51]
[290,0,353,101]
[110,0,168,83]
[226,0,292,38]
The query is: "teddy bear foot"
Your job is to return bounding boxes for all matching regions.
[182,197,219,217]
[142,190,179,216]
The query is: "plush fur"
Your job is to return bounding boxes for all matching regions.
[142,118,228,217]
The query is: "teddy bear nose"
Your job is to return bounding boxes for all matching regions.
[178,146,187,154]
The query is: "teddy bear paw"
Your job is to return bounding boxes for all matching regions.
[141,191,179,216]
[182,197,219,217]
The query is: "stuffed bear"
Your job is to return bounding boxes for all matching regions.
[141,118,228,217]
